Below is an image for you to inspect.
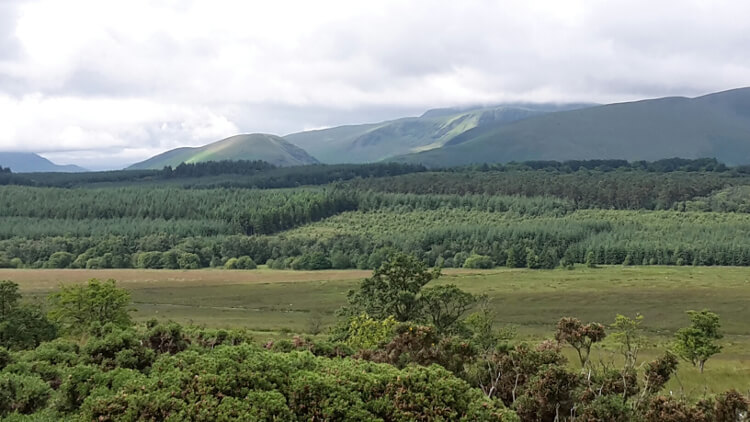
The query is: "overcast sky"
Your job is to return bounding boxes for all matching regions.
[1,0,749,169]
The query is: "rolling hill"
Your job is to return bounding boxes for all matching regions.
[0,152,87,173]
[390,87,750,167]
[128,134,319,169]
[283,103,593,163]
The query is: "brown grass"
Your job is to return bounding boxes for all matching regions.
[1,267,486,293]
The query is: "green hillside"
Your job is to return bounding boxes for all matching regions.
[391,87,750,167]
[284,104,591,163]
[128,133,319,169]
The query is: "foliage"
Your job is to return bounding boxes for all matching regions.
[48,279,132,334]
[0,280,22,319]
[0,281,57,350]
[0,373,52,416]
[463,253,495,269]
[343,314,397,350]
[224,256,257,269]
[358,324,476,375]
[609,313,646,370]
[420,284,476,334]
[464,297,516,352]
[554,317,606,367]
[7,339,515,421]
[344,253,440,322]
[642,352,679,395]
[673,310,723,373]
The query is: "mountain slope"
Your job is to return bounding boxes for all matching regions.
[0,152,87,172]
[128,134,319,169]
[284,103,593,163]
[391,88,750,167]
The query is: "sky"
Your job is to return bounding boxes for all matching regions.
[0,0,749,170]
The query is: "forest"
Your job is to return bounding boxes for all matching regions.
[1,158,750,270]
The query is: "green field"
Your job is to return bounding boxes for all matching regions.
[4,265,750,396]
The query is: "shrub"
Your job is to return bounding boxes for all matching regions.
[0,373,52,416]
[132,251,163,269]
[46,252,74,269]
[177,252,201,269]
[330,251,352,269]
[76,345,516,421]
[463,254,494,269]
[291,252,331,270]
[345,314,397,350]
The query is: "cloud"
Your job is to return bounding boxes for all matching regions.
[0,0,749,168]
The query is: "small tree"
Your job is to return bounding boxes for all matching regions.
[420,284,476,334]
[48,279,132,334]
[673,309,722,373]
[555,317,606,367]
[0,280,21,319]
[464,295,516,352]
[0,280,57,350]
[610,313,645,370]
[344,253,440,322]
[585,251,597,268]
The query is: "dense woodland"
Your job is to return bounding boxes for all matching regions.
[2,159,750,270]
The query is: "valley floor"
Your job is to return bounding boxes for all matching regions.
[5,265,750,396]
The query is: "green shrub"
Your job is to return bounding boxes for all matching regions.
[177,252,201,269]
[0,346,10,369]
[291,252,331,270]
[0,373,52,416]
[75,344,515,421]
[225,256,256,269]
[132,251,163,269]
[330,251,352,269]
[46,252,74,269]
[463,254,494,269]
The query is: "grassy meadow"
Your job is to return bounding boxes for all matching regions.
[3,264,750,396]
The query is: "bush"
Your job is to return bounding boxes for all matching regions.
[132,252,163,269]
[463,254,494,269]
[225,256,257,269]
[159,250,180,269]
[235,256,257,269]
[0,347,10,369]
[330,251,352,269]
[46,252,74,269]
[76,344,515,421]
[344,314,397,350]
[291,252,331,270]
[177,252,201,269]
[0,373,52,416]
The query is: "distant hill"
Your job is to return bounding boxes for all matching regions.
[0,152,87,173]
[283,103,594,163]
[391,87,750,167]
[128,134,319,169]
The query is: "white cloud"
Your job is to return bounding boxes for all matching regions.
[0,0,749,168]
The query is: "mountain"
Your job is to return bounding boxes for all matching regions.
[391,87,750,167]
[0,152,87,173]
[283,103,594,164]
[128,133,319,169]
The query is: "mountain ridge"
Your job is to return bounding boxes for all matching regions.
[0,152,88,173]
[389,87,750,167]
[283,103,595,163]
[128,133,319,169]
